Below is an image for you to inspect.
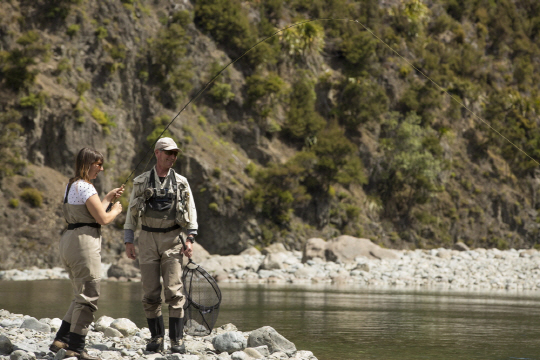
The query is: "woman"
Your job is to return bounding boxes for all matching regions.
[49,148,124,360]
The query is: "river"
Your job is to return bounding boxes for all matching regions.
[1,280,540,359]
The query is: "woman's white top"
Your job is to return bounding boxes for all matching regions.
[64,180,98,205]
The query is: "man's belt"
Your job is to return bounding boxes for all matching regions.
[67,223,101,230]
[142,224,180,233]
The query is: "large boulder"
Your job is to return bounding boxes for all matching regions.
[325,235,398,262]
[247,326,296,356]
[0,335,13,355]
[110,318,138,336]
[261,243,287,255]
[19,317,50,333]
[259,252,288,271]
[302,238,326,263]
[212,331,247,354]
[94,316,115,332]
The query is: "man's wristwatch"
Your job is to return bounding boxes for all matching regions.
[186,235,195,243]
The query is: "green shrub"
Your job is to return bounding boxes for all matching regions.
[149,23,192,107]
[91,107,116,135]
[284,73,325,142]
[19,92,47,109]
[245,73,285,120]
[9,198,19,208]
[67,24,80,38]
[337,77,388,130]
[376,112,445,217]
[0,109,25,180]
[146,115,176,146]
[20,188,43,208]
[208,202,219,212]
[194,0,255,56]
[95,26,108,40]
[245,162,257,177]
[209,83,235,105]
[42,0,82,19]
[212,167,222,179]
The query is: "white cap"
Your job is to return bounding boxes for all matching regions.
[154,137,180,151]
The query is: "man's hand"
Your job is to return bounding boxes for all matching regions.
[125,243,137,260]
[182,241,193,258]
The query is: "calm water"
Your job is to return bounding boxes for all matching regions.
[1,280,540,360]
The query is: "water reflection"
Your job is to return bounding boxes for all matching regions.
[1,280,540,360]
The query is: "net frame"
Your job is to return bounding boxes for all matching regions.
[182,258,222,336]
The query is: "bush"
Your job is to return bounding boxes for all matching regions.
[209,83,235,105]
[20,188,43,208]
[19,92,47,109]
[194,0,255,56]
[0,109,25,180]
[149,23,192,107]
[146,115,176,146]
[66,24,80,38]
[91,107,116,135]
[375,112,445,217]
[337,77,388,130]
[9,199,19,208]
[284,73,325,143]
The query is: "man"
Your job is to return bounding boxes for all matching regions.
[124,137,198,353]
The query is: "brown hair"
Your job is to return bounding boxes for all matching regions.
[69,148,104,185]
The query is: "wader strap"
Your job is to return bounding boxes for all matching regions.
[64,182,73,204]
[142,224,180,233]
[67,223,101,230]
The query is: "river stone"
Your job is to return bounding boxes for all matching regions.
[9,350,34,360]
[53,349,66,360]
[231,351,248,360]
[104,327,123,338]
[453,242,470,251]
[94,316,115,332]
[212,331,247,354]
[0,335,13,355]
[261,243,287,255]
[302,238,326,263]
[243,347,264,358]
[259,252,288,271]
[251,345,270,356]
[325,235,398,262]
[19,317,50,333]
[247,326,296,356]
[240,247,262,256]
[48,318,62,332]
[110,318,138,336]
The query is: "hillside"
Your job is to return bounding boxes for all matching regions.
[1,0,540,270]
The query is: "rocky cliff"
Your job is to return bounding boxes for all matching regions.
[1,0,540,270]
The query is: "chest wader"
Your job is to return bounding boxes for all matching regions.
[54,182,102,360]
[139,169,186,353]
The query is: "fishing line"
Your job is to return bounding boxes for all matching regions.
[110,16,540,206]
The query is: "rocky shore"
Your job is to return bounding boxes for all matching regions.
[2,236,540,291]
[0,310,315,360]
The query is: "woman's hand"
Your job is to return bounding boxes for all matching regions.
[106,185,125,202]
[111,201,122,215]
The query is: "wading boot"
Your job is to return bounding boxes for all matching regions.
[65,332,101,360]
[169,317,186,354]
[146,316,165,352]
[49,320,70,353]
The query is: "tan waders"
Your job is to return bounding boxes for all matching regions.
[50,187,102,360]
[139,216,186,353]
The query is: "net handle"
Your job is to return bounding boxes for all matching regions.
[179,235,195,265]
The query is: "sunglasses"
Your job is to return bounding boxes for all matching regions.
[160,149,179,156]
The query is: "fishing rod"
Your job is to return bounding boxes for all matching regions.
[107,17,540,211]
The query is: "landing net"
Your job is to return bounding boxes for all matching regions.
[182,260,222,336]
